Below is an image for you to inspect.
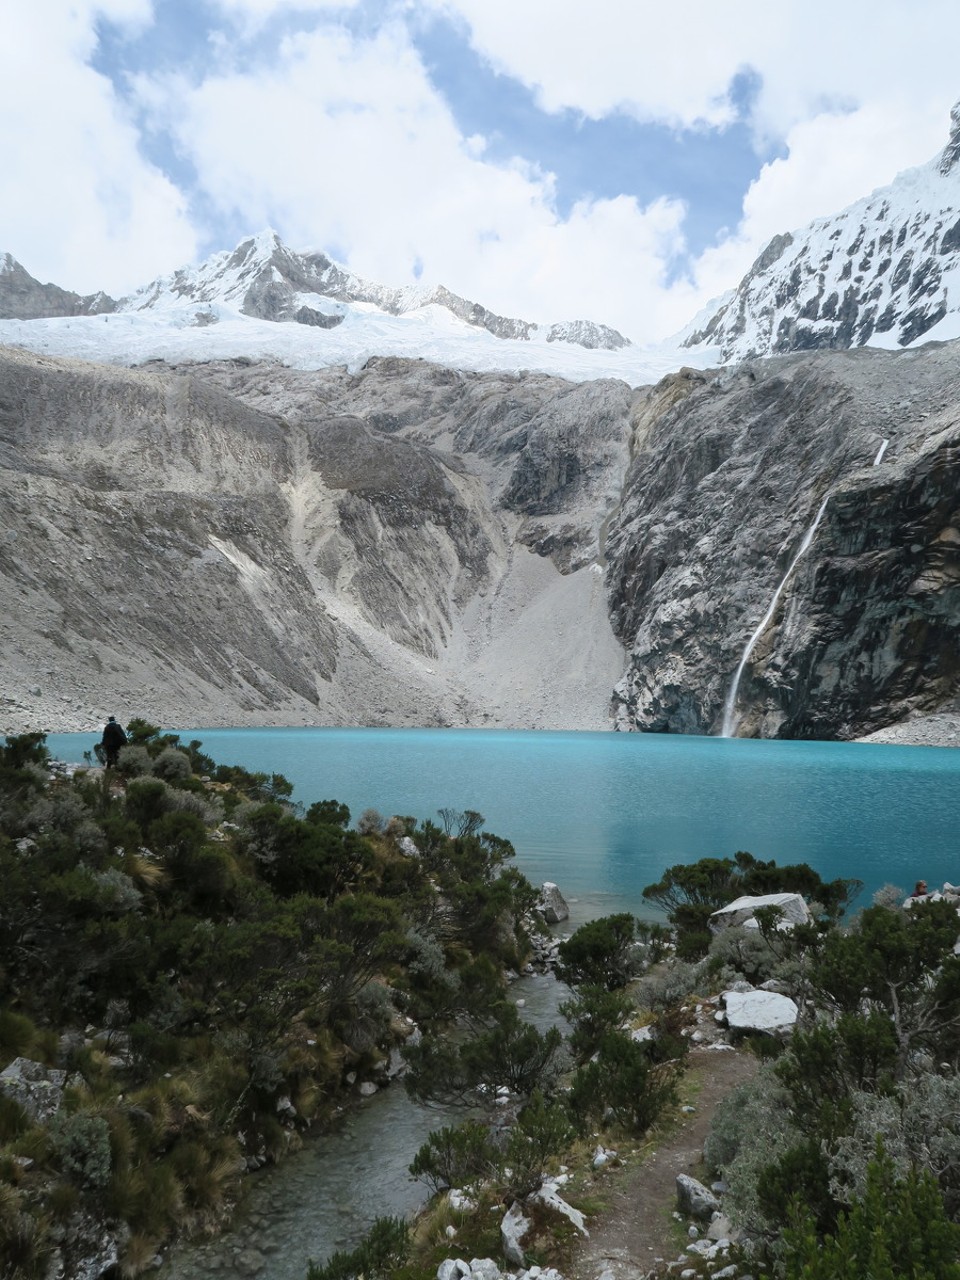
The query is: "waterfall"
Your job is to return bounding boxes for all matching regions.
[720,494,832,738]
[873,438,890,465]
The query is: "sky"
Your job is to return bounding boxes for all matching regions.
[4,0,960,344]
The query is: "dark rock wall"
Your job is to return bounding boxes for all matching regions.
[607,346,960,738]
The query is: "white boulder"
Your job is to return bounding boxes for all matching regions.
[722,989,798,1032]
[501,1202,530,1267]
[710,892,810,932]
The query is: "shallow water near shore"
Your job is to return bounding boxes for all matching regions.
[47,727,960,911]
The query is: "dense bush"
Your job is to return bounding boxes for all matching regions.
[568,1030,683,1136]
[556,914,641,989]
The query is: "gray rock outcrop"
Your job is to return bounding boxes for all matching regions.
[0,346,630,734]
[0,253,116,320]
[0,1056,66,1122]
[607,345,960,738]
[501,1201,531,1266]
[710,893,811,932]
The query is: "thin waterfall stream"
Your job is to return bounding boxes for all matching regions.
[720,493,832,738]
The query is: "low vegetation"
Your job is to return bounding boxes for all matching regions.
[4,730,960,1280]
[0,728,537,1278]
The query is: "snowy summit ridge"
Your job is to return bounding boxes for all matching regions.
[129,230,631,352]
[683,99,960,361]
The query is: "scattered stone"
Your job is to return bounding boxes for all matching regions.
[448,1189,477,1212]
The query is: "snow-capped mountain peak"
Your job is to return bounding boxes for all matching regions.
[683,99,960,361]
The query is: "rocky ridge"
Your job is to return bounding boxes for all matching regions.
[0,252,116,321]
[1,332,959,741]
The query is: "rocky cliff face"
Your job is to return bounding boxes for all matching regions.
[1,335,958,740]
[0,346,631,733]
[606,345,960,738]
[683,104,960,360]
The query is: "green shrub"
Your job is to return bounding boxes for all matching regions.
[409,1120,498,1194]
[151,748,192,784]
[307,1216,409,1280]
[125,778,171,830]
[559,984,634,1065]
[557,914,641,990]
[503,1090,576,1198]
[0,1010,38,1062]
[777,1141,960,1279]
[0,1095,29,1144]
[569,1031,682,1136]
[117,745,153,778]
[48,1110,112,1189]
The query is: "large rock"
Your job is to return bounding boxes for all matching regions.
[531,1177,588,1235]
[676,1173,721,1220]
[722,989,799,1032]
[710,892,811,932]
[501,1201,531,1267]
[538,882,569,924]
[0,1057,66,1122]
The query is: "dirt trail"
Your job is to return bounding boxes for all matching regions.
[568,1047,759,1280]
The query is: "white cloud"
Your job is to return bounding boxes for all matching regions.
[132,20,696,339]
[4,0,960,341]
[0,2,197,295]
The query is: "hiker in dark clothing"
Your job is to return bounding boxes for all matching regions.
[101,716,127,768]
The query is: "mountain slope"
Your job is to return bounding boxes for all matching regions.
[0,346,630,734]
[683,103,960,361]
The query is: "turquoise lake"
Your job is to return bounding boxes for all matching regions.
[44,727,960,917]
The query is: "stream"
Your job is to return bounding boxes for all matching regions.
[162,971,570,1279]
